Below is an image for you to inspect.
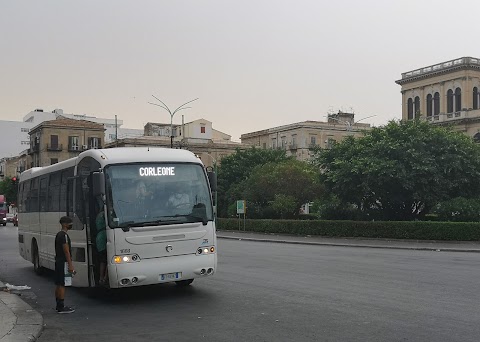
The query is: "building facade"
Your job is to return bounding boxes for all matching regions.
[108,119,247,168]
[27,117,105,168]
[396,56,480,140]
[0,155,25,181]
[0,108,143,160]
[240,112,371,161]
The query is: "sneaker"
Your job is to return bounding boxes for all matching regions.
[57,306,75,314]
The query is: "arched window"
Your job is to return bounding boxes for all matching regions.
[407,98,413,120]
[474,132,480,143]
[447,89,454,113]
[434,92,440,115]
[455,87,462,112]
[474,87,478,110]
[426,94,433,117]
[414,96,420,118]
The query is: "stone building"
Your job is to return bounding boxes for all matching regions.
[107,118,248,168]
[27,117,105,168]
[396,56,480,140]
[240,112,371,161]
[0,156,25,180]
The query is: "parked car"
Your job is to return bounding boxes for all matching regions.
[13,214,18,227]
[1,216,5,226]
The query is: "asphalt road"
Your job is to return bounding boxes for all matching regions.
[1,224,479,342]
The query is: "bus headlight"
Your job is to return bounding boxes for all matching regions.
[113,254,141,264]
[196,246,216,255]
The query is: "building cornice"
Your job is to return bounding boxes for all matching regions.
[396,57,480,85]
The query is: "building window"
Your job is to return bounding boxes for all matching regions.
[281,136,287,149]
[51,158,58,165]
[447,89,454,113]
[109,133,116,140]
[88,137,101,149]
[21,128,29,132]
[474,132,480,143]
[291,134,297,147]
[407,98,413,120]
[69,136,79,151]
[262,142,266,149]
[201,126,206,134]
[434,92,440,115]
[414,96,420,118]
[272,138,276,148]
[474,87,479,110]
[426,94,433,117]
[326,138,336,149]
[50,135,59,149]
[455,87,462,112]
[310,136,316,146]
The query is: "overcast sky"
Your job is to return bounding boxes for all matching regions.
[0,0,478,141]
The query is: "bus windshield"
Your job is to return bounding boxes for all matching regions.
[104,163,213,228]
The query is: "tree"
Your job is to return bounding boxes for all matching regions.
[430,197,480,222]
[312,120,480,221]
[217,147,290,217]
[0,177,18,206]
[240,159,322,218]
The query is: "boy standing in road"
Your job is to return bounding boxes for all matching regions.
[54,216,75,314]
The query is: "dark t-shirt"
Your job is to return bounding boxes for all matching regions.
[55,230,72,262]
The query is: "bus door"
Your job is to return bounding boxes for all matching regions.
[69,157,102,287]
[65,172,95,287]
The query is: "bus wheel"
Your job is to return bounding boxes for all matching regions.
[175,279,194,287]
[32,242,44,275]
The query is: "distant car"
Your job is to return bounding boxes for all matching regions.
[1,216,5,226]
[6,213,14,223]
[13,214,18,227]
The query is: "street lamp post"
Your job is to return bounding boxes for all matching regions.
[148,97,199,148]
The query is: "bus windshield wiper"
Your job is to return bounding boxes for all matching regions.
[173,214,208,226]
[118,218,181,229]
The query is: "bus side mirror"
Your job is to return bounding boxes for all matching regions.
[92,172,105,197]
[207,171,217,193]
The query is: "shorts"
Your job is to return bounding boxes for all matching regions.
[98,250,107,263]
[54,261,65,286]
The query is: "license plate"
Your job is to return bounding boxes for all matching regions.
[159,272,182,281]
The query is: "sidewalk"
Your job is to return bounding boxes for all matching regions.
[0,281,43,342]
[217,230,480,253]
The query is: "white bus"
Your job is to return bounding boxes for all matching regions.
[18,147,217,288]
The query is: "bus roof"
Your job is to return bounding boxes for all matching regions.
[86,147,201,165]
[19,147,203,182]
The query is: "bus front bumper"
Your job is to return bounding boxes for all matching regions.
[109,253,217,288]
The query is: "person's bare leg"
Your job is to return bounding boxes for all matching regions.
[99,262,106,282]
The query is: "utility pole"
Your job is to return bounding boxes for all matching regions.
[148,97,199,148]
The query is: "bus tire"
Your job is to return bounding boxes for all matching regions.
[32,241,44,275]
[175,279,194,287]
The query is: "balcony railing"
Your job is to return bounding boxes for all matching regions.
[88,145,102,150]
[47,144,63,151]
[289,144,297,150]
[28,145,39,155]
[68,145,81,152]
[401,57,480,79]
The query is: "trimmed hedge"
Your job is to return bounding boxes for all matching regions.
[217,218,480,241]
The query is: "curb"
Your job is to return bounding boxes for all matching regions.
[0,281,43,342]
[217,235,480,253]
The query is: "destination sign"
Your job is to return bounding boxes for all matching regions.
[139,167,175,177]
